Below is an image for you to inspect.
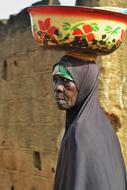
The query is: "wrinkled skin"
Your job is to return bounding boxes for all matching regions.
[52,75,78,110]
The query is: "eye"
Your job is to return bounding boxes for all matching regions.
[63,78,72,88]
[63,78,70,83]
[53,76,57,83]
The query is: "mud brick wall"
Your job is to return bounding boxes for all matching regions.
[0,25,65,189]
[99,0,127,166]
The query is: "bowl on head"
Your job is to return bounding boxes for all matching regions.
[26,6,127,56]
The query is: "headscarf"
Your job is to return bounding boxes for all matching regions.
[53,55,99,129]
[52,64,73,81]
[53,55,127,190]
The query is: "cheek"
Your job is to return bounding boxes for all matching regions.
[72,91,78,104]
[68,89,78,106]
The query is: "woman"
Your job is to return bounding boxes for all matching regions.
[52,55,127,190]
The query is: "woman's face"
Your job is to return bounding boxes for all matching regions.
[52,75,78,110]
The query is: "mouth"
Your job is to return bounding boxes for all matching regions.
[55,95,65,101]
[56,99,67,110]
[54,94,67,109]
[55,96,66,106]
[56,98,65,103]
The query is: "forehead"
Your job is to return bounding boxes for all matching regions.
[53,74,77,90]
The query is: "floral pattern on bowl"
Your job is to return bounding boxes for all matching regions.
[26,6,127,55]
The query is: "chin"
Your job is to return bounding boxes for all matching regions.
[57,105,67,110]
[57,104,73,110]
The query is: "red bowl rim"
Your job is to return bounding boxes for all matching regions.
[25,5,127,24]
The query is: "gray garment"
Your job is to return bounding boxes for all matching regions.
[53,55,127,190]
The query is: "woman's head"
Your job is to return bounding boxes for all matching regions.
[52,55,99,110]
[52,64,78,110]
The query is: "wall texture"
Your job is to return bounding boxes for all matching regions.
[0,0,127,190]
[0,13,65,189]
[99,0,127,166]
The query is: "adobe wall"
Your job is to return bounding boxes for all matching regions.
[99,0,127,166]
[0,19,65,190]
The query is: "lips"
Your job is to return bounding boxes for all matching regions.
[55,93,67,107]
[56,98,65,101]
[55,96,66,105]
[54,94,68,110]
[56,98,65,103]
[55,95,65,101]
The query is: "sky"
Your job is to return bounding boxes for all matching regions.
[0,0,76,19]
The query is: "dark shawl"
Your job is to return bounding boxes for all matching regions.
[53,55,127,190]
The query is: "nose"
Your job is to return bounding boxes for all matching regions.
[54,82,64,93]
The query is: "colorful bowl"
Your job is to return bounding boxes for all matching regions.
[26,6,127,56]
